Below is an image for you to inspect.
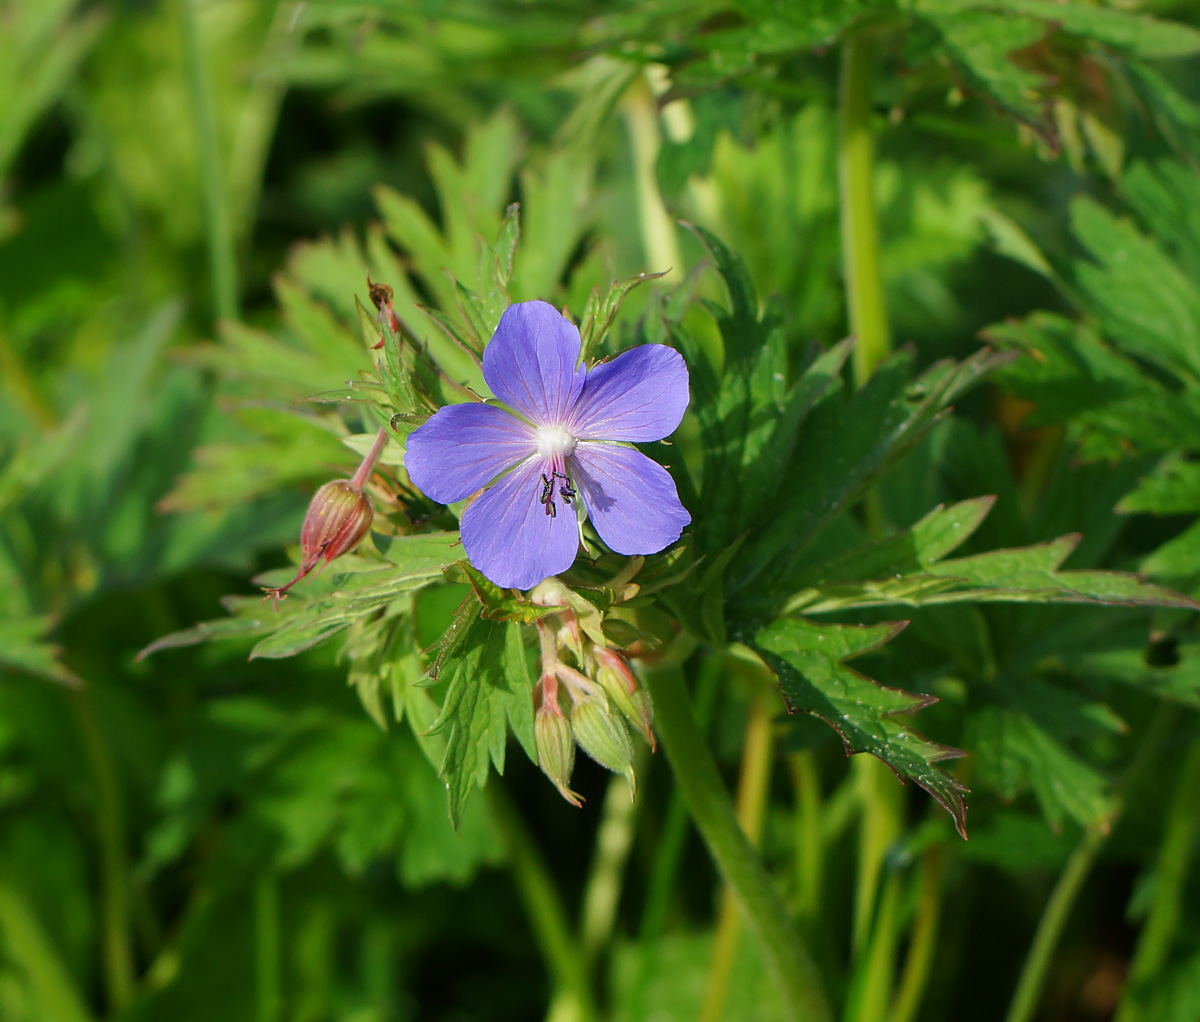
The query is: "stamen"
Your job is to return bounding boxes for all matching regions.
[538,470,575,520]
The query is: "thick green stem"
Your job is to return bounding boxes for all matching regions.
[643,665,832,1022]
[1115,731,1200,1022]
[182,0,238,324]
[487,784,598,1022]
[838,31,890,385]
[69,688,135,1013]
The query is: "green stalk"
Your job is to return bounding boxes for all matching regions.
[626,662,721,1018]
[700,690,775,1022]
[1004,706,1176,1022]
[643,664,832,1022]
[0,878,94,1022]
[1115,732,1200,1022]
[845,872,901,1022]
[579,762,641,967]
[789,751,824,929]
[68,688,135,1013]
[839,30,890,386]
[888,847,944,1022]
[621,72,682,281]
[182,0,238,324]
[487,784,598,1022]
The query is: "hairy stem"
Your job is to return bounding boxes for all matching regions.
[182,0,238,324]
[487,784,598,1022]
[644,664,831,1022]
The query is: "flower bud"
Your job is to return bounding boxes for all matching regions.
[594,647,655,751]
[535,700,582,807]
[301,480,374,567]
[263,480,373,606]
[571,695,637,797]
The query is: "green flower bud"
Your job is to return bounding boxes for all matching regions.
[571,696,636,797]
[535,701,582,807]
[594,648,655,750]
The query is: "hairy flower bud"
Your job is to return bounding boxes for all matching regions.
[571,695,636,797]
[535,699,582,807]
[301,480,374,566]
[263,480,374,607]
[594,647,655,750]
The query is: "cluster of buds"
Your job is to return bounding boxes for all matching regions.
[262,426,387,607]
[528,578,655,805]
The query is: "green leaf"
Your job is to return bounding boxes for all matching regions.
[426,606,536,828]
[754,617,969,838]
[1118,455,1200,516]
[969,706,1115,830]
[0,615,78,686]
[1002,0,1200,59]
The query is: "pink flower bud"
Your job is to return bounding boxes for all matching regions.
[263,480,373,607]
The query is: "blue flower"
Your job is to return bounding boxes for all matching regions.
[405,300,691,589]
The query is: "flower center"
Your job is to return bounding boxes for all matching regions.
[536,426,577,460]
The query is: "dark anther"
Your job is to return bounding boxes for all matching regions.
[556,472,576,506]
[540,473,557,518]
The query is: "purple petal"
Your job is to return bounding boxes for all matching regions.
[461,457,580,590]
[482,301,584,426]
[569,443,690,555]
[405,403,536,504]
[568,344,689,442]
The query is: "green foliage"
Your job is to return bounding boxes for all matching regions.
[6,0,1200,1020]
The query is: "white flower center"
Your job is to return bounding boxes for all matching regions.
[536,426,576,460]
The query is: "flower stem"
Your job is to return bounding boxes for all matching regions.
[487,783,598,1022]
[182,0,238,325]
[700,687,775,1022]
[350,425,390,490]
[839,29,890,385]
[1115,727,1200,1022]
[643,663,831,1022]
